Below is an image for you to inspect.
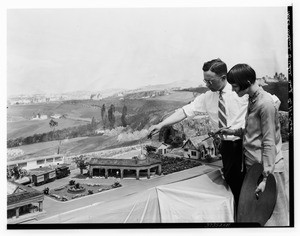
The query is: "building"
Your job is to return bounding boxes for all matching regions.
[7,154,64,171]
[156,143,172,155]
[182,135,217,160]
[7,181,44,223]
[88,158,162,180]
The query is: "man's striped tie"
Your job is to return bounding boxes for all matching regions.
[218,91,227,128]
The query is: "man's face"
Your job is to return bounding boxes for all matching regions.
[203,70,226,92]
[231,83,248,97]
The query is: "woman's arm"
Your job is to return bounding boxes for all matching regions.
[260,101,277,176]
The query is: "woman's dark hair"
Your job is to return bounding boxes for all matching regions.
[202,58,227,76]
[227,64,256,90]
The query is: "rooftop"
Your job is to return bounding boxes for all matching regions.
[7,181,44,206]
[89,157,161,167]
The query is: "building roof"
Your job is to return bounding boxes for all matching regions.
[89,158,161,167]
[157,143,172,149]
[182,135,214,149]
[7,181,44,206]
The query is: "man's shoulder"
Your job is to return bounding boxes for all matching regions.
[226,90,248,103]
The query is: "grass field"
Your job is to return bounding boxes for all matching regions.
[7,118,90,140]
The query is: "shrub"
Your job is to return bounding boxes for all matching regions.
[279,111,289,142]
[69,180,75,186]
[43,187,49,195]
[61,196,68,201]
[145,145,157,154]
[88,190,94,195]
[112,181,122,188]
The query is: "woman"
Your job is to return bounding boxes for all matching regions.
[220,64,289,226]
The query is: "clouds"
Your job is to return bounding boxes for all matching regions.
[7,7,288,95]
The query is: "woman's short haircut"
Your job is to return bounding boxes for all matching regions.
[202,58,227,76]
[227,64,256,90]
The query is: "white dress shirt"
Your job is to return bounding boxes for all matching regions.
[182,82,248,131]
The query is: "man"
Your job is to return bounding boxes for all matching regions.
[148,58,248,206]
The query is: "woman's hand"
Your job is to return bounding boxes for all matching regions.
[255,178,267,199]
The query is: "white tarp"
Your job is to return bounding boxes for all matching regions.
[39,169,234,223]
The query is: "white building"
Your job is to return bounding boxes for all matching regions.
[7,154,64,171]
[182,135,217,160]
[156,143,172,155]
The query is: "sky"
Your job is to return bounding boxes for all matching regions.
[7,7,289,96]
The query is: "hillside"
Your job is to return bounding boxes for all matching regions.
[7,90,194,139]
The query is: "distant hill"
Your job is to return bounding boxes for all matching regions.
[132,80,203,92]
[179,87,209,94]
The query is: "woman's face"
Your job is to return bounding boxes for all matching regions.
[231,83,248,97]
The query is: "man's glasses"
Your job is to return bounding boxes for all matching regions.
[203,75,226,85]
[203,79,213,85]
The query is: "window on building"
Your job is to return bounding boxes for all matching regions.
[191,151,197,156]
[37,160,45,165]
[159,149,162,154]
[55,156,63,162]
[46,158,53,163]
[18,162,27,168]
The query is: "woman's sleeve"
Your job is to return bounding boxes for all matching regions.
[260,102,277,175]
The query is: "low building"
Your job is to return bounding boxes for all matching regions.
[7,154,64,171]
[156,143,172,155]
[182,135,218,160]
[7,181,44,223]
[88,158,162,180]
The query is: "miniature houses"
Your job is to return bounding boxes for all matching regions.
[182,135,217,160]
[156,143,172,155]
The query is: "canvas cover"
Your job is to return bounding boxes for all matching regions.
[39,169,234,223]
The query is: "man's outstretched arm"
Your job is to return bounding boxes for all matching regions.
[148,108,187,136]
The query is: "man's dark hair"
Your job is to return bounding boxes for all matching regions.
[202,58,227,76]
[227,64,256,90]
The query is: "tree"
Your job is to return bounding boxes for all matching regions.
[108,104,116,129]
[91,116,97,128]
[121,105,128,127]
[101,104,106,121]
[9,166,28,180]
[73,155,89,174]
[101,104,108,129]
[49,119,58,130]
[145,145,157,154]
